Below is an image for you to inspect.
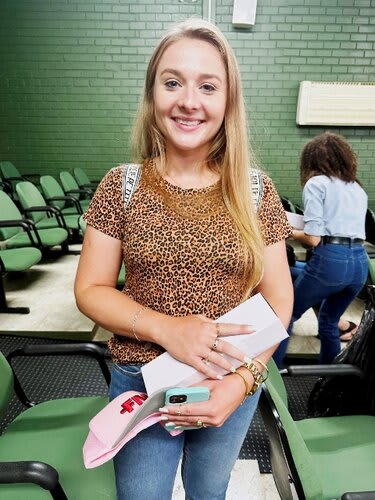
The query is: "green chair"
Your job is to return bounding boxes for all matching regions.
[0,161,24,188]
[259,360,375,499]
[73,167,100,190]
[16,181,81,236]
[0,247,42,314]
[0,162,40,199]
[40,175,83,216]
[0,343,116,499]
[59,171,92,212]
[0,190,69,253]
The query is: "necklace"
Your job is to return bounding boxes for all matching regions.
[145,159,224,220]
[164,170,219,190]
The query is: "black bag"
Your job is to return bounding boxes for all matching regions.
[307,285,375,417]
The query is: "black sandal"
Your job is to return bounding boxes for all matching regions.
[315,321,358,342]
[339,321,358,342]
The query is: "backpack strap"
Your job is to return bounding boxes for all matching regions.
[250,169,264,211]
[121,164,142,208]
[120,163,263,211]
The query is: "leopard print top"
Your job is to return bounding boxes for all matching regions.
[83,159,292,364]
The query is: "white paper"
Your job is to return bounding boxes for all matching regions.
[286,211,304,230]
[141,293,288,395]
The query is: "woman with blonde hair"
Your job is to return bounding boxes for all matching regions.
[75,18,292,499]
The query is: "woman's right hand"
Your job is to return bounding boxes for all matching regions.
[159,314,255,380]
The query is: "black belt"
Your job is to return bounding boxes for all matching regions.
[322,236,364,246]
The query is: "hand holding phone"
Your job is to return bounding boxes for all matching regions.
[164,387,210,431]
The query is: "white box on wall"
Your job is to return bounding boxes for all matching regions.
[232,0,258,28]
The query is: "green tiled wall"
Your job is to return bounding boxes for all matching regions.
[0,0,374,206]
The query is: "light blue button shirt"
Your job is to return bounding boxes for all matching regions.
[303,175,367,239]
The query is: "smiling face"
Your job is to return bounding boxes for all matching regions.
[153,37,227,164]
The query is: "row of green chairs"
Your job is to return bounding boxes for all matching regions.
[0,161,99,203]
[0,163,108,315]
[0,190,70,314]
[0,343,115,499]
[1,342,373,499]
[260,359,375,499]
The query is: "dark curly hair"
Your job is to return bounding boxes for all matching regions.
[299,132,358,186]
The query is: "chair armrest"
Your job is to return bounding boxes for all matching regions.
[286,364,364,379]
[342,492,375,500]
[22,206,66,229]
[0,219,33,231]
[23,205,57,216]
[3,176,22,182]
[66,188,92,198]
[0,219,40,246]
[80,182,99,189]
[46,196,83,215]
[23,173,41,183]
[7,342,111,407]
[0,461,68,499]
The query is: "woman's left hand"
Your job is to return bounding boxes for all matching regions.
[159,374,248,428]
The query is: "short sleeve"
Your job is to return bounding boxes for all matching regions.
[257,174,292,245]
[83,166,125,240]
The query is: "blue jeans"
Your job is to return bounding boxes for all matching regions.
[109,363,261,500]
[274,242,368,367]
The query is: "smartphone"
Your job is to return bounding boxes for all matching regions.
[164,386,210,432]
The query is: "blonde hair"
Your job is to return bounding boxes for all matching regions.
[131,18,264,296]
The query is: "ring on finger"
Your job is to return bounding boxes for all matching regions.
[211,337,220,351]
[196,419,203,427]
[177,404,182,416]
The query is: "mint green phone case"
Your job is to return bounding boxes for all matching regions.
[165,386,210,405]
[164,387,210,431]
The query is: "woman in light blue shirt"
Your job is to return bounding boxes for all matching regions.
[274,132,368,366]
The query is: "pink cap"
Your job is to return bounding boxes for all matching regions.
[83,388,181,469]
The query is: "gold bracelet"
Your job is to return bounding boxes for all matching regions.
[233,369,250,404]
[132,307,146,341]
[253,357,269,382]
[242,362,263,396]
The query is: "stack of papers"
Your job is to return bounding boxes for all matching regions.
[286,211,304,230]
[141,293,288,395]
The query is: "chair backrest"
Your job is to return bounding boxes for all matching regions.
[263,359,323,499]
[40,175,66,210]
[280,196,296,213]
[73,167,90,187]
[0,352,14,420]
[0,161,21,180]
[0,190,24,240]
[16,181,47,224]
[60,171,79,192]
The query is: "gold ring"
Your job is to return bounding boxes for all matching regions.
[196,419,203,427]
[211,338,219,351]
[216,323,221,337]
[177,405,182,416]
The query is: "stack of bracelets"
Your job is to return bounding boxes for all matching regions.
[233,358,269,403]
